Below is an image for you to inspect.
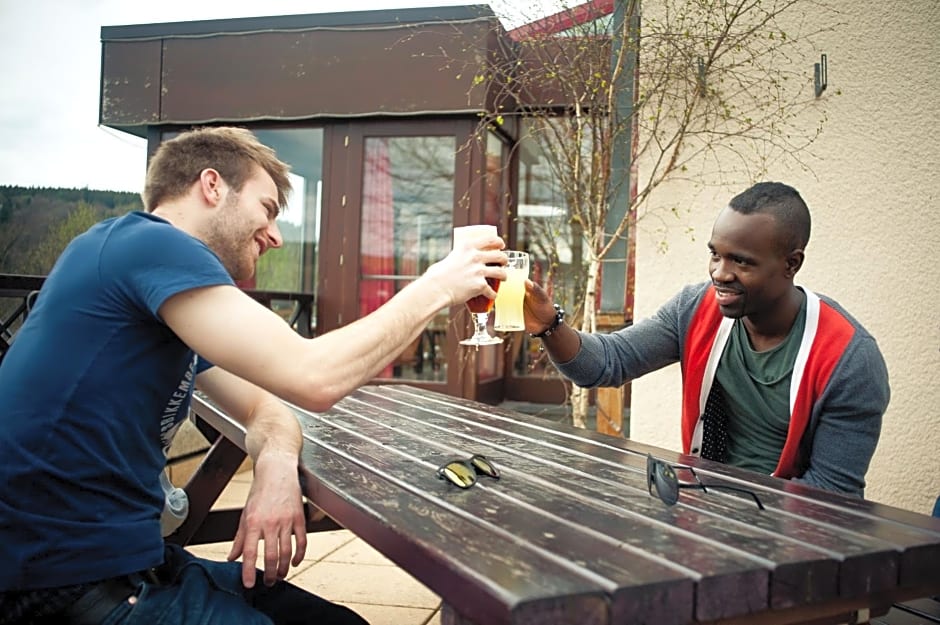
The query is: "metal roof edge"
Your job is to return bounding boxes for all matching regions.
[100,4,496,41]
[102,108,489,138]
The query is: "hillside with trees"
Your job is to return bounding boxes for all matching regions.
[0,185,143,275]
[0,185,305,290]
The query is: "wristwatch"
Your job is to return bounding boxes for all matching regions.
[530,304,565,339]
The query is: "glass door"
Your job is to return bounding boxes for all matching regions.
[323,119,514,401]
[358,135,455,382]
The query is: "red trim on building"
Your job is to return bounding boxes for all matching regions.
[508,0,615,41]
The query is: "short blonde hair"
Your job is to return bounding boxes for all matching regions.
[142,126,292,212]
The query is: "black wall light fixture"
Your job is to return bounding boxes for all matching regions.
[814,54,828,98]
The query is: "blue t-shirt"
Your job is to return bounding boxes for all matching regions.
[0,212,233,590]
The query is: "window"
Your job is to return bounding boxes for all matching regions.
[515,120,579,378]
[252,128,323,297]
[359,136,455,381]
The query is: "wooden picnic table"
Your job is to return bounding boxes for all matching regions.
[178,384,940,625]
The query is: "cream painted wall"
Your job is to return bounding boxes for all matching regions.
[627,2,940,514]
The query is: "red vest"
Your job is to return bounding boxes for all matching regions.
[679,286,855,478]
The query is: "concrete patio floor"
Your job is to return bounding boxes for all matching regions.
[186,471,442,625]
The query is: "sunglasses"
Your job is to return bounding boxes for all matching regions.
[437,454,500,489]
[646,454,765,510]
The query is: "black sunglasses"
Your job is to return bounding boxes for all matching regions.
[437,454,500,489]
[646,454,765,510]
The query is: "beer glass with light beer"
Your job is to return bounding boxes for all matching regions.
[453,225,502,346]
[493,251,529,331]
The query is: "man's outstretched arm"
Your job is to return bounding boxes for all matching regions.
[162,234,506,414]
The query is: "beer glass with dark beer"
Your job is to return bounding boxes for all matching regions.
[453,225,502,346]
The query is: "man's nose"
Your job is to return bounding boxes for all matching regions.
[266,220,283,249]
[710,258,733,282]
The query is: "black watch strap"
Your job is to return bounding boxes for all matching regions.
[530,304,565,338]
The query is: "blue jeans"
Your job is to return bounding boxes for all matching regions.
[98,544,368,625]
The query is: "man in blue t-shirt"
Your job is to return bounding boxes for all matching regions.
[0,127,507,624]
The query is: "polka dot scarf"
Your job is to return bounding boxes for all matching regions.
[701,381,730,463]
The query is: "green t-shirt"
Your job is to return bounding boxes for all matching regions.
[714,294,807,473]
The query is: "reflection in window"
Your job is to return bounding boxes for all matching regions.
[515,120,579,378]
[359,136,455,381]
[252,129,323,296]
[251,128,323,336]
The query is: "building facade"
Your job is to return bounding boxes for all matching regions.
[100,2,940,514]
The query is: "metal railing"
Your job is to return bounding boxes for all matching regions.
[0,273,44,362]
[244,289,315,338]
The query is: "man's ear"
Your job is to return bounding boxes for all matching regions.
[198,168,224,206]
[785,249,805,278]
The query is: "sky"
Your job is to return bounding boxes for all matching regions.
[0,0,531,193]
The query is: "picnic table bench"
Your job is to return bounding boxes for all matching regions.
[873,597,940,625]
[175,384,940,625]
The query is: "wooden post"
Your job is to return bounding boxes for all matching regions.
[595,313,629,438]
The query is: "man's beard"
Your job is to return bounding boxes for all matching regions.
[717,293,748,319]
[203,193,256,281]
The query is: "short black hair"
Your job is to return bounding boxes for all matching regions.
[728,182,811,252]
